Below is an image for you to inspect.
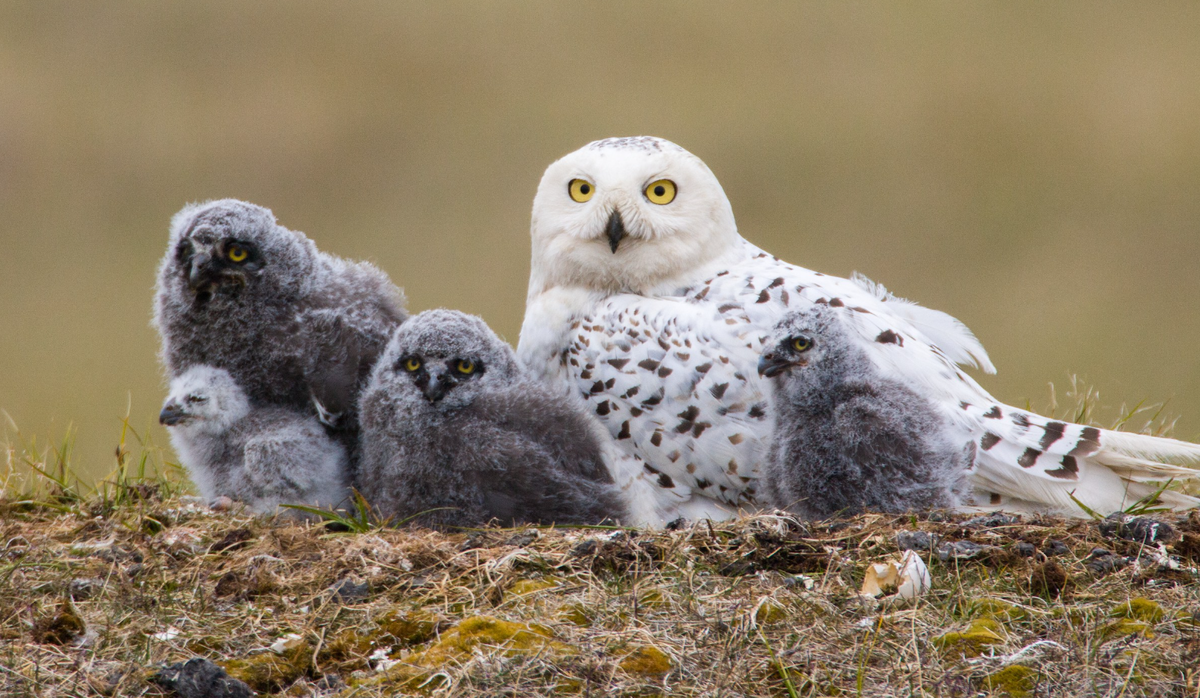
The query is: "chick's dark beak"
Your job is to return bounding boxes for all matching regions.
[159,402,187,426]
[606,210,627,253]
[422,368,455,403]
[187,252,214,291]
[757,352,794,378]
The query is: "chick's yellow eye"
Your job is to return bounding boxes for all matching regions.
[568,179,594,203]
[456,359,476,375]
[644,179,676,205]
[792,337,812,352]
[227,245,248,263]
[404,358,422,372]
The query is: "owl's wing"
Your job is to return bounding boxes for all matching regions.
[560,250,997,511]
[563,292,774,508]
[296,306,397,427]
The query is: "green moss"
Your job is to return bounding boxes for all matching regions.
[755,601,789,625]
[932,618,1006,658]
[377,609,442,646]
[1098,618,1153,643]
[222,640,314,692]
[1111,598,1164,623]
[559,603,593,627]
[367,616,571,691]
[619,645,673,676]
[983,665,1038,697]
[638,589,669,609]
[507,578,558,598]
[969,598,1027,621]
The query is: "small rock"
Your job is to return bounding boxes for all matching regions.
[664,517,688,531]
[1014,542,1037,558]
[69,578,104,600]
[1044,539,1071,557]
[935,540,989,561]
[1099,514,1178,544]
[1084,548,1129,575]
[151,658,254,698]
[896,531,937,552]
[504,531,538,548]
[210,528,254,553]
[569,539,600,558]
[963,513,1019,528]
[329,577,370,604]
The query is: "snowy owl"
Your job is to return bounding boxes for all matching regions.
[153,199,407,471]
[357,309,626,528]
[759,306,969,518]
[160,365,351,515]
[517,136,1200,526]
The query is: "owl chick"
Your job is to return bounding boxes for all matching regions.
[153,199,407,456]
[358,309,626,528]
[159,365,351,515]
[758,306,970,518]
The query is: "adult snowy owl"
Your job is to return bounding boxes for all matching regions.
[517,136,1200,526]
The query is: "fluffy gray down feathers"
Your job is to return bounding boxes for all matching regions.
[357,309,627,528]
[761,306,969,518]
[152,199,408,467]
[161,366,351,514]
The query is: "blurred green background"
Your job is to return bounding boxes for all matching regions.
[3,3,1199,484]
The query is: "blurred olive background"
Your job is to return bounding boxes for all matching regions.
[3,3,1199,483]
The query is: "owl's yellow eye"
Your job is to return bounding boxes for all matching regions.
[792,337,812,352]
[568,179,595,203]
[456,359,476,375]
[404,358,422,372]
[644,179,676,205]
[227,245,248,263]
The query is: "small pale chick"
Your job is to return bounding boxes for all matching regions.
[153,199,407,466]
[358,309,626,528]
[160,366,351,515]
[758,307,970,518]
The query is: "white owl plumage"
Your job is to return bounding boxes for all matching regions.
[518,136,1200,526]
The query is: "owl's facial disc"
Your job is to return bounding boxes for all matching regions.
[758,335,815,378]
[158,391,209,426]
[179,239,262,299]
[400,354,485,404]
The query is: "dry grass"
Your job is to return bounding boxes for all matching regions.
[2,485,1199,697]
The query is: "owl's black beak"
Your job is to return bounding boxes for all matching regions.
[606,210,627,254]
[757,352,794,378]
[159,402,187,426]
[422,368,456,403]
[187,252,214,292]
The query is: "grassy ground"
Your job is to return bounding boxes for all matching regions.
[3,396,1200,698]
[2,477,1199,697]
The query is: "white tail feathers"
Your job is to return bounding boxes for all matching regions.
[964,401,1200,516]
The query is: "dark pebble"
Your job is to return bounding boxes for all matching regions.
[1044,539,1071,557]
[1084,548,1129,575]
[330,577,370,603]
[896,531,937,552]
[963,513,1020,528]
[152,658,254,698]
[1015,542,1037,557]
[1098,514,1178,545]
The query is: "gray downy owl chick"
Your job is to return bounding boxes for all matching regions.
[160,365,351,514]
[358,309,626,528]
[153,199,408,462]
[757,306,970,519]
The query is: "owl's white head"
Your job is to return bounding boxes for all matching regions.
[528,137,742,297]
